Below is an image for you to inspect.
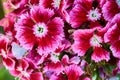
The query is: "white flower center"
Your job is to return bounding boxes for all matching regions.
[52,0,61,8]
[87,8,101,21]
[50,53,59,63]
[90,34,102,47]
[33,23,47,38]
[116,0,120,6]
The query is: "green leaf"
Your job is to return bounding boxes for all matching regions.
[0,26,5,34]
[85,47,93,63]
[92,68,102,80]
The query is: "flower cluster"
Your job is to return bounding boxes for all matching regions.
[0,0,120,80]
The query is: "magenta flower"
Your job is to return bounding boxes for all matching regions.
[4,0,39,9]
[72,28,110,62]
[102,0,120,21]
[40,0,70,22]
[15,5,64,55]
[0,35,16,70]
[104,14,120,58]
[70,0,102,28]
[64,65,84,80]
[10,59,43,80]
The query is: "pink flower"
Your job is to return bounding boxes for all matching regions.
[54,39,71,53]
[10,59,43,80]
[70,0,102,28]
[0,35,16,70]
[72,28,110,62]
[15,5,64,55]
[44,61,63,75]
[26,50,43,65]
[64,65,84,80]
[0,13,17,42]
[102,0,120,21]
[0,35,9,53]
[4,0,39,9]
[104,14,120,58]
[2,56,16,70]
[40,0,70,22]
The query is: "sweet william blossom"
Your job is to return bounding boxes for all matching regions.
[70,0,102,28]
[15,5,64,55]
[102,0,120,21]
[72,28,110,62]
[64,64,84,80]
[104,14,120,58]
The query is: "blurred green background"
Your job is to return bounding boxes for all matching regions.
[0,67,15,80]
[0,0,15,80]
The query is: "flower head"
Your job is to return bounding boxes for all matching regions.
[15,6,64,55]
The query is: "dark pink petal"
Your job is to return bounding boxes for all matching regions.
[0,35,9,53]
[21,59,29,71]
[97,0,107,8]
[45,61,63,73]
[74,0,92,10]
[30,72,43,80]
[64,65,84,80]
[102,1,119,21]
[16,13,35,27]
[104,24,120,43]
[92,47,110,62]
[61,9,70,22]
[30,0,39,5]
[54,39,70,53]
[61,55,69,65]
[47,17,64,36]
[112,13,120,26]
[3,57,15,70]
[39,0,53,8]
[37,17,64,54]
[90,21,102,29]
[30,6,54,23]
[26,50,42,65]
[72,29,93,56]
[15,26,36,50]
[70,4,88,28]
[110,40,120,59]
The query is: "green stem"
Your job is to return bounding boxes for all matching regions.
[0,0,4,19]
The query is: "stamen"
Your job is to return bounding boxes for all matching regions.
[52,0,61,8]
[90,34,102,47]
[87,8,101,21]
[33,23,47,38]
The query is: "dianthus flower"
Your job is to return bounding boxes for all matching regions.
[15,5,64,55]
[72,28,110,62]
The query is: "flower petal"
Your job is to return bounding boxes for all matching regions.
[110,40,120,59]
[92,47,110,62]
